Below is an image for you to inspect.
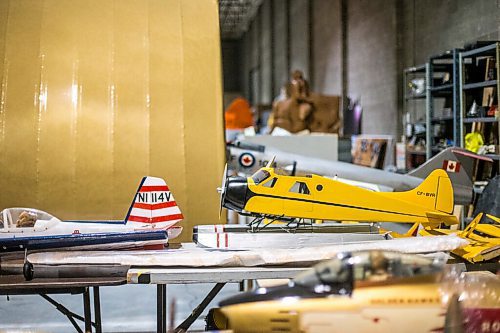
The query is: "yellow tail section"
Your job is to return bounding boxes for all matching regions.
[393,169,455,215]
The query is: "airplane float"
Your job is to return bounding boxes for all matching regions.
[228,141,492,205]
[193,162,458,249]
[0,176,183,254]
[216,250,500,333]
[194,222,390,249]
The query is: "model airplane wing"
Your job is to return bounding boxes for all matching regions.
[419,213,500,263]
[26,235,467,268]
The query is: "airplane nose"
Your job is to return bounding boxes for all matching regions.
[222,176,248,212]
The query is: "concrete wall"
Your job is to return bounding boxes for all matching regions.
[221,40,241,92]
[273,0,289,96]
[289,0,310,79]
[261,1,273,104]
[347,0,399,137]
[312,0,342,95]
[225,0,500,136]
[403,0,500,67]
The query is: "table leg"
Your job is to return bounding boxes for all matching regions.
[93,287,102,333]
[40,293,84,333]
[83,287,92,333]
[175,282,226,332]
[157,284,166,333]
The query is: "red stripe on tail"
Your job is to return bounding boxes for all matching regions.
[133,202,178,210]
[128,214,184,223]
[139,185,169,192]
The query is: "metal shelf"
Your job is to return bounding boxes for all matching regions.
[463,80,498,90]
[430,83,453,92]
[404,64,426,73]
[409,120,426,126]
[461,43,498,57]
[462,117,499,123]
[427,49,460,161]
[431,115,454,122]
[405,93,426,100]
[485,154,500,160]
[459,42,500,175]
[406,150,426,156]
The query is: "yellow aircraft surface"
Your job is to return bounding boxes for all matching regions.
[220,164,458,227]
[419,213,500,263]
[218,251,500,333]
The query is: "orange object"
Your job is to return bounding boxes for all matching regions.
[225,97,253,129]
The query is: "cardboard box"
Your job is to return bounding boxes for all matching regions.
[352,138,388,169]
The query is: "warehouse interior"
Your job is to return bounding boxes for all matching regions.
[0,0,499,332]
[221,0,498,137]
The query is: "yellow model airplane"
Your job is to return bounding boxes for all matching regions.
[419,213,500,262]
[217,250,500,333]
[220,163,458,227]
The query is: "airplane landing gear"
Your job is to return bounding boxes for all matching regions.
[23,248,34,280]
[23,261,34,280]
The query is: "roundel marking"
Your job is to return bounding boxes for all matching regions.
[239,152,255,168]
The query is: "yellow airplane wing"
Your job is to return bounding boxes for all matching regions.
[486,214,500,224]
[420,213,500,263]
[475,224,500,238]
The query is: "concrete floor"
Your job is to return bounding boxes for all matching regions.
[0,283,241,332]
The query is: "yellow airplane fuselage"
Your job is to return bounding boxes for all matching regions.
[221,278,445,333]
[244,168,457,225]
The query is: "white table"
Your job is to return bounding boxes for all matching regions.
[127,266,310,333]
[127,266,308,284]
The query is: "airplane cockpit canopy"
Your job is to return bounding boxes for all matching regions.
[293,251,445,292]
[251,169,270,185]
[0,208,59,229]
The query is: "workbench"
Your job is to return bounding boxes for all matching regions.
[128,266,309,333]
[0,259,308,333]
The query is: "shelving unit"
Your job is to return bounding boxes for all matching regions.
[403,64,428,170]
[463,79,497,90]
[459,42,499,172]
[426,49,461,159]
[462,117,498,124]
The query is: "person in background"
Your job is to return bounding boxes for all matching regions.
[224,97,254,142]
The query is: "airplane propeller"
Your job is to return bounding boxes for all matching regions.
[217,164,229,219]
[266,156,276,168]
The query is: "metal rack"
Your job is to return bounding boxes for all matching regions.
[459,42,500,170]
[403,64,428,170]
[426,49,461,159]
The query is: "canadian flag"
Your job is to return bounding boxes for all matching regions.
[442,160,461,173]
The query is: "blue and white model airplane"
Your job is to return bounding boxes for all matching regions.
[0,176,183,253]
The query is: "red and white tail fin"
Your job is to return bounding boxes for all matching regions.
[125,176,183,228]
